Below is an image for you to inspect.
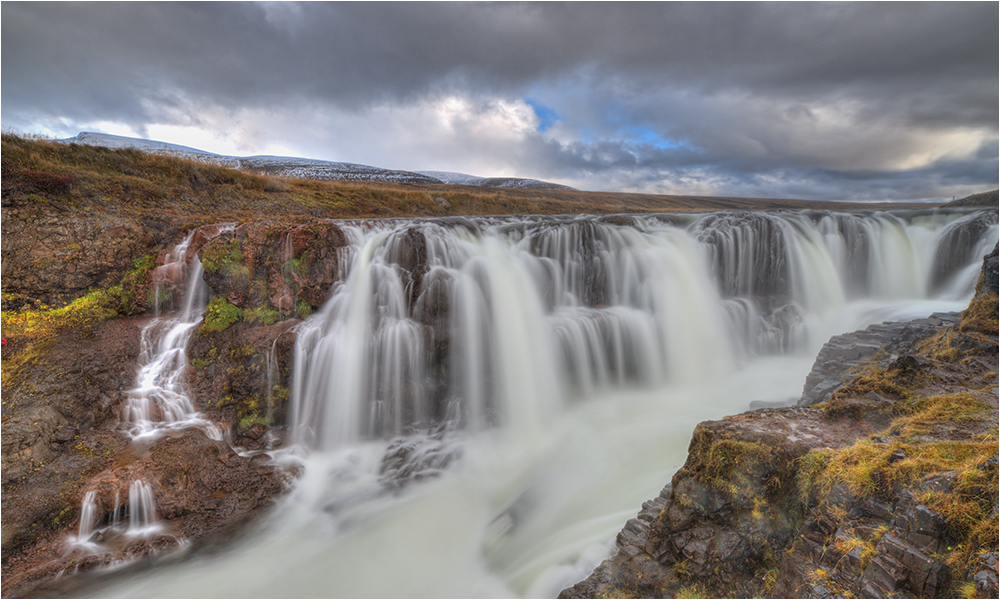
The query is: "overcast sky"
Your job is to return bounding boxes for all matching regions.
[3,2,997,201]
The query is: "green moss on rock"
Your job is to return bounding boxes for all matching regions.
[200,297,242,334]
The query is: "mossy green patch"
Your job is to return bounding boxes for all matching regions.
[1,288,118,344]
[237,411,270,435]
[191,347,219,370]
[200,297,242,334]
[295,299,313,320]
[1,251,155,350]
[243,305,281,326]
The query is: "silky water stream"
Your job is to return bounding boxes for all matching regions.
[68,226,234,555]
[90,208,995,598]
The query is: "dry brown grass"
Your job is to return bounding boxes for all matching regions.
[1,133,931,225]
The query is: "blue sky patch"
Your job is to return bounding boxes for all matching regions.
[626,125,684,150]
[525,98,560,132]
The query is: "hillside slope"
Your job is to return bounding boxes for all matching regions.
[61,132,571,189]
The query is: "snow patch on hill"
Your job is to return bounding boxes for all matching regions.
[62,132,216,156]
[61,132,575,190]
[419,171,576,190]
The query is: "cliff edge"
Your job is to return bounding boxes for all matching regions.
[561,244,998,599]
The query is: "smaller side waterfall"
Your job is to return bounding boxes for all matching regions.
[74,491,100,546]
[126,480,162,538]
[123,228,232,440]
[67,480,165,552]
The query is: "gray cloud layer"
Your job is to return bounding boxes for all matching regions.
[3,2,997,201]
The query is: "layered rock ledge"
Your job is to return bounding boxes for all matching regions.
[561,246,999,599]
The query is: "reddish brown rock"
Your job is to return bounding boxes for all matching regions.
[0,208,175,308]
[2,429,290,598]
[198,218,349,314]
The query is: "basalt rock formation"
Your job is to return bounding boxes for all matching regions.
[560,246,999,599]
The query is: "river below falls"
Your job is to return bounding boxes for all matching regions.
[88,298,969,598]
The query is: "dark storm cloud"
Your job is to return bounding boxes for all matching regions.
[2,2,996,200]
[5,2,996,109]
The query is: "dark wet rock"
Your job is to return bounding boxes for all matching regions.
[528,220,615,308]
[189,319,299,442]
[973,552,999,598]
[951,331,999,355]
[892,490,948,553]
[383,227,429,311]
[799,312,962,406]
[976,242,998,297]
[694,212,791,308]
[598,215,639,228]
[378,432,461,489]
[859,496,894,521]
[931,212,998,293]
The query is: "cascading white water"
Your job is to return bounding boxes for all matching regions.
[91,207,996,599]
[123,228,231,440]
[290,208,996,446]
[74,491,100,546]
[73,227,237,555]
[126,480,162,538]
[68,480,163,552]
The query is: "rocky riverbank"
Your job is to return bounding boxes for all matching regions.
[560,245,998,599]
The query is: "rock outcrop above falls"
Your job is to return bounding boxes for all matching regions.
[561,249,999,599]
[799,312,961,408]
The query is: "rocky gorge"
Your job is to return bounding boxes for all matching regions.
[560,244,998,599]
[2,135,998,598]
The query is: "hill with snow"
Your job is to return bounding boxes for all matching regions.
[61,132,574,190]
[418,170,575,190]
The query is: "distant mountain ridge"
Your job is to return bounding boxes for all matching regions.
[61,132,575,190]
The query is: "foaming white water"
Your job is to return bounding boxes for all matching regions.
[70,491,102,551]
[90,208,995,598]
[90,353,829,598]
[68,480,164,553]
[124,229,231,441]
[126,480,163,538]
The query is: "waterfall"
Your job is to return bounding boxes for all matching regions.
[75,491,99,545]
[126,480,162,538]
[289,208,997,449]
[123,227,232,440]
[68,480,163,552]
[91,207,996,599]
